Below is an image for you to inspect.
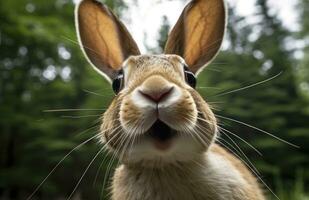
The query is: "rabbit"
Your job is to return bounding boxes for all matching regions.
[75,0,265,199]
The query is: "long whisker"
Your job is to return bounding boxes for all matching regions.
[197,86,221,90]
[192,114,261,177]
[215,139,280,199]
[92,125,122,186]
[61,114,102,119]
[192,123,212,147]
[212,72,282,97]
[83,89,113,97]
[194,114,260,174]
[219,125,262,156]
[62,36,102,58]
[26,134,99,200]
[216,114,299,148]
[43,108,106,112]
[203,67,222,72]
[218,128,261,176]
[215,139,257,175]
[183,115,212,147]
[100,128,128,198]
[125,120,140,163]
[191,115,278,197]
[68,126,123,200]
[67,146,105,200]
[192,117,260,178]
[75,124,100,138]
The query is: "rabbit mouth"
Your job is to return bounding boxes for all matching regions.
[147,120,177,150]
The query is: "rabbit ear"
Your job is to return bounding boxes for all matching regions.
[164,0,226,75]
[75,0,140,82]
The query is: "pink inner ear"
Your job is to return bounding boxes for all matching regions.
[164,0,226,74]
[76,0,140,81]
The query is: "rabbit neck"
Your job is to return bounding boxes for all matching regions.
[112,157,206,200]
[111,144,258,200]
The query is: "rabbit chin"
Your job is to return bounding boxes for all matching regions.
[120,132,205,167]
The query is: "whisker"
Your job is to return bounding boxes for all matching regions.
[212,72,282,97]
[183,115,212,147]
[215,139,280,199]
[62,36,102,58]
[100,128,128,198]
[193,115,267,187]
[192,123,212,147]
[192,113,261,177]
[93,154,109,187]
[218,126,262,156]
[218,129,261,176]
[61,114,102,119]
[69,126,123,200]
[92,125,122,186]
[197,86,221,90]
[208,62,227,65]
[83,89,112,97]
[67,146,105,200]
[203,67,222,72]
[75,124,100,138]
[126,120,140,162]
[216,114,299,148]
[43,108,106,112]
[26,134,99,200]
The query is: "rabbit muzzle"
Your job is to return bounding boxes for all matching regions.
[117,74,199,156]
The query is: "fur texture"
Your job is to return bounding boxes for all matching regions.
[112,144,265,200]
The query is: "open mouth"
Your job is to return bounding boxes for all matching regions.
[147,120,177,150]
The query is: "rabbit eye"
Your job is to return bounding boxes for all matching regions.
[112,70,124,94]
[184,65,196,88]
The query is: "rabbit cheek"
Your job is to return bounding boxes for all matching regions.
[191,91,218,146]
[100,99,123,149]
[119,95,156,135]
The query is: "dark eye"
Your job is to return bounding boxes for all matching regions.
[112,70,124,94]
[184,65,196,88]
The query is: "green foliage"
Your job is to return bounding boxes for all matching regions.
[297,0,309,100]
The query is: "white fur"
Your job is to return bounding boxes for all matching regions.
[123,134,203,166]
[158,84,181,109]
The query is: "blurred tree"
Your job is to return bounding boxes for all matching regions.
[145,15,171,54]
[0,0,308,199]
[0,0,124,199]
[157,15,170,52]
[297,0,309,100]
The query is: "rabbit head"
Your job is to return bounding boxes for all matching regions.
[76,0,226,167]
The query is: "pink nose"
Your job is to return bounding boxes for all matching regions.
[139,86,174,103]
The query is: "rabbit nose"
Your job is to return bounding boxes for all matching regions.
[139,87,174,103]
[138,76,174,103]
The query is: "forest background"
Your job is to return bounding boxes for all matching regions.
[0,0,308,199]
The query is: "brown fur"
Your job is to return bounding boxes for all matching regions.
[210,144,265,200]
[111,144,265,200]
